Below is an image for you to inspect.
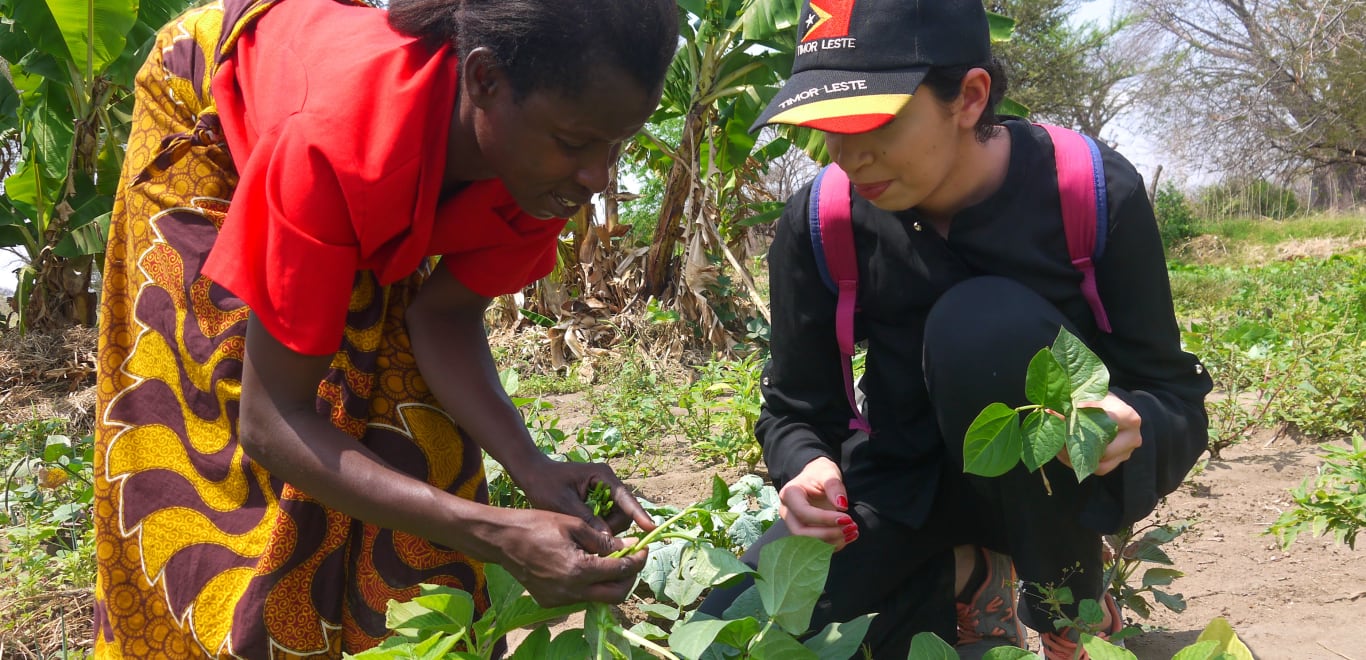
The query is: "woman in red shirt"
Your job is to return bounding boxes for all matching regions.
[93,0,677,656]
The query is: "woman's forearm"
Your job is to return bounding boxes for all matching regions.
[406,273,553,485]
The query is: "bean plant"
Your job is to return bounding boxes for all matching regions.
[963,328,1118,488]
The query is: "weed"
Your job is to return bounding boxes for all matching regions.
[1269,434,1366,550]
[1103,520,1191,620]
[1,420,97,604]
[680,352,766,469]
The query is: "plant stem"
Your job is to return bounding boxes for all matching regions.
[609,508,704,558]
[617,625,681,660]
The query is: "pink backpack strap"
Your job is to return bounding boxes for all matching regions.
[1038,124,1113,333]
[809,164,871,433]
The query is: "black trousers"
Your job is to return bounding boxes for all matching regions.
[700,277,1106,659]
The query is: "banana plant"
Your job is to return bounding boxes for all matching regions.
[637,0,801,302]
[0,0,191,332]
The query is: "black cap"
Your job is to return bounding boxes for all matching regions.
[752,0,992,134]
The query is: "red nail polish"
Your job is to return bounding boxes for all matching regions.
[844,528,858,542]
[837,495,848,509]
[836,515,853,526]
[842,524,858,536]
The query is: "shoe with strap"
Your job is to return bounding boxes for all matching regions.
[954,548,1027,658]
[1039,591,1124,660]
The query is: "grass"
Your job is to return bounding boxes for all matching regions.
[1195,212,1366,245]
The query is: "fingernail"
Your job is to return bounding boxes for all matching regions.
[842,524,858,536]
[836,515,853,526]
[843,528,858,543]
[836,495,848,509]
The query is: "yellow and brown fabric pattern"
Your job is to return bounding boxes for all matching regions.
[94,2,489,657]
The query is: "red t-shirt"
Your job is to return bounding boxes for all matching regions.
[204,0,567,355]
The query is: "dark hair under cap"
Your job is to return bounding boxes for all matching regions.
[388,0,679,100]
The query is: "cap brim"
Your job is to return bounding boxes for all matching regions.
[751,67,926,134]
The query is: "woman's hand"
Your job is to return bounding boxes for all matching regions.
[517,458,655,535]
[1061,393,1142,476]
[490,507,647,607]
[776,456,859,549]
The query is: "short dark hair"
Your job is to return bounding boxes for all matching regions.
[920,58,1010,143]
[388,0,679,100]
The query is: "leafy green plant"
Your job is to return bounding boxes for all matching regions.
[680,352,766,469]
[1154,183,1199,249]
[1103,521,1191,620]
[1,0,196,331]
[963,329,1118,487]
[0,420,96,599]
[349,524,869,659]
[1269,434,1366,550]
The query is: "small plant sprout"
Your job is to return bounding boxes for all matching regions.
[587,482,615,519]
[963,328,1119,492]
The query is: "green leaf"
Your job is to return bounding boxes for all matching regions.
[740,0,801,43]
[1193,617,1254,660]
[1065,407,1117,481]
[508,626,552,659]
[1022,409,1066,472]
[387,588,475,639]
[669,617,759,660]
[40,0,138,76]
[1025,348,1071,414]
[755,535,834,635]
[907,632,957,659]
[542,629,589,657]
[1051,329,1111,403]
[54,210,109,257]
[482,564,586,637]
[1079,634,1137,660]
[982,648,1043,660]
[803,613,875,660]
[1141,567,1183,588]
[996,97,1030,118]
[749,626,818,659]
[963,402,1023,477]
[641,542,686,602]
[1170,640,1220,660]
[518,308,555,327]
[986,12,1016,42]
[721,583,765,621]
[635,602,680,621]
[1152,589,1186,613]
[666,544,756,607]
[1078,598,1105,626]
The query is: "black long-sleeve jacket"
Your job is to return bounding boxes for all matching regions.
[756,120,1214,533]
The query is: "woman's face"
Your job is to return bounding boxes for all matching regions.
[470,64,660,220]
[823,90,965,214]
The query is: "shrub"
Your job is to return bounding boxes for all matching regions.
[1153,183,1199,248]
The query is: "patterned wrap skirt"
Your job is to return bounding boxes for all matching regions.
[93,2,490,657]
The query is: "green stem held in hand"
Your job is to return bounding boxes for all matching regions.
[609,507,707,558]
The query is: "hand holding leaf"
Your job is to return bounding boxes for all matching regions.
[963,329,1121,488]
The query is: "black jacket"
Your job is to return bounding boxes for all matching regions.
[756,120,1213,533]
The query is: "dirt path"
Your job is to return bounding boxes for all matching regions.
[1123,434,1366,660]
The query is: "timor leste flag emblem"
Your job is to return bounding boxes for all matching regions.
[802,0,855,42]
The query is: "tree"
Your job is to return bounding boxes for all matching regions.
[1131,0,1366,206]
[986,0,1145,138]
[1,0,197,332]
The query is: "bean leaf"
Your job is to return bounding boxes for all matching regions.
[964,403,1023,477]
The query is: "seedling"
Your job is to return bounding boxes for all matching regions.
[963,329,1118,491]
[587,482,615,519]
